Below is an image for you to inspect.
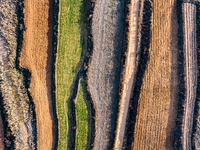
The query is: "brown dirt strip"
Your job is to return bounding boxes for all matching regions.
[0,113,4,150]
[20,0,55,149]
[132,0,178,149]
[114,0,140,149]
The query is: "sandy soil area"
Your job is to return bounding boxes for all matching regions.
[114,0,140,149]
[133,0,178,149]
[20,0,55,149]
[0,114,4,150]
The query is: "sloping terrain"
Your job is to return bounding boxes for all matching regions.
[20,0,55,149]
[132,0,178,149]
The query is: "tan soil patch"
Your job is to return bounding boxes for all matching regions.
[20,0,55,149]
[133,0,178,149]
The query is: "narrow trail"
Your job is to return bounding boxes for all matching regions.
[175,3,197,150]
[114,0,140,149]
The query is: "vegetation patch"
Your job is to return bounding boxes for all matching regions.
[75,80,89,150]
[56,0,88,149]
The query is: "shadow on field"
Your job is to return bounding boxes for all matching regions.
[165,2,178,149]
[174,0,186,149]
[47,0,59,150]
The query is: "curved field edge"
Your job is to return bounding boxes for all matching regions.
[0,1,37,149]
[56,0,88,149]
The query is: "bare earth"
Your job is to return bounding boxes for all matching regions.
[20,0,55,149]
[114,0,140,149]
[133,0,178,149]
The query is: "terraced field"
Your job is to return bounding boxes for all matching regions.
[1,0,200,149]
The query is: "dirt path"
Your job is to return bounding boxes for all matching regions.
[114,0,140,149]
[133,0,178,149]
[182,3,197,150]
[0,113,4,150]
[20,0,55,149]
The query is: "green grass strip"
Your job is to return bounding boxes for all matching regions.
[76,80,89,150]
[57,0,87,149]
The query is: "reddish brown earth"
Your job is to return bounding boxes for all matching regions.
[20,0,55,149]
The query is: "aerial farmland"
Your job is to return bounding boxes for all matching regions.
[0,0,200,150]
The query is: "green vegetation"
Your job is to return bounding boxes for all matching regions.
[76,80,89,150]
[56,0,88,149]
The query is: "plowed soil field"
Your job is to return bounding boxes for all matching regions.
[133,0,178,149]
[20,0,55,149]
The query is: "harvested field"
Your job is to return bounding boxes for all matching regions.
[114,0,140,149]
[131,0,179,149]
[88,0,125,149]
[20,0,55,149]
[174,3,197,150]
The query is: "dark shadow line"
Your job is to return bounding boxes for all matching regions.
[51,0,60,150]
[122,0,153,149]
[174,0,186,149]
[165,2,179,149]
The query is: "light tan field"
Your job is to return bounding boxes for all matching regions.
[0,114,4,150]
[20,0,55,149]
[133,0,178,149]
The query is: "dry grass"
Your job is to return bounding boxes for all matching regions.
[88,0,125,149]
[133,0,178,149]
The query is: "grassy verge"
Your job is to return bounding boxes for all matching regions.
[76,80,89,150]
[56,0,88,149]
